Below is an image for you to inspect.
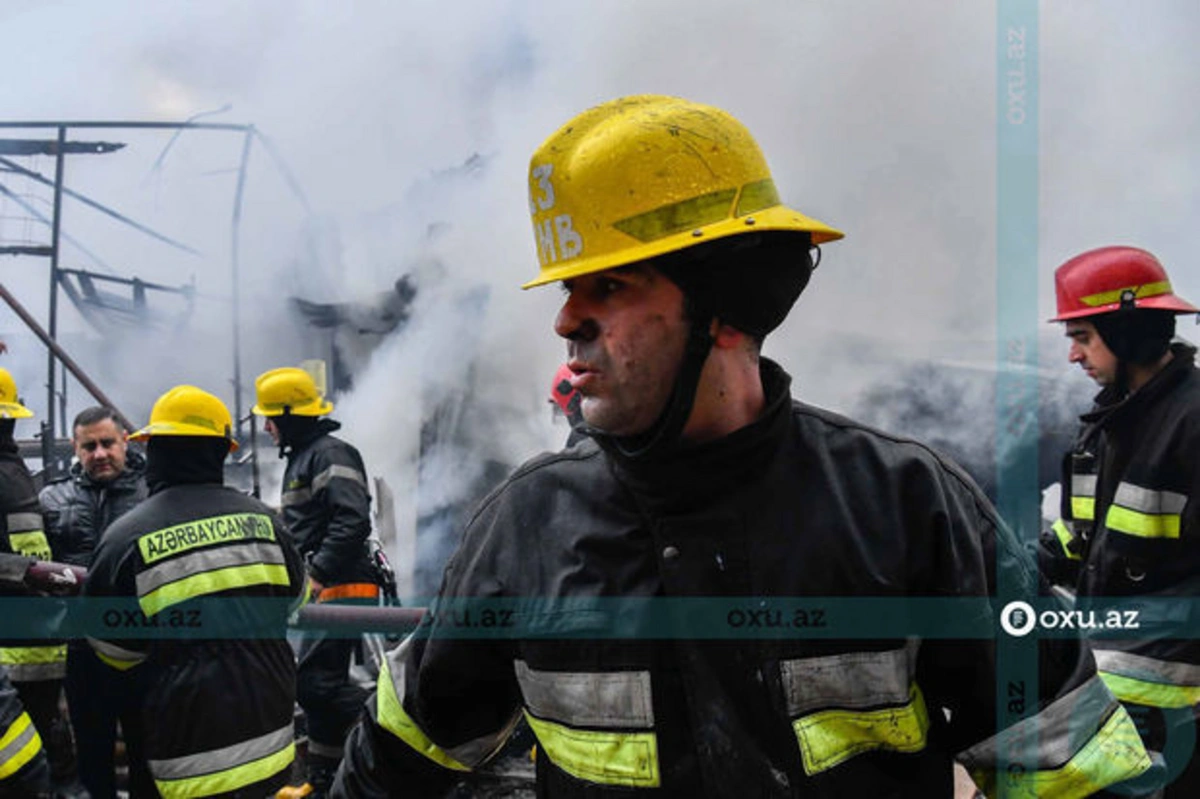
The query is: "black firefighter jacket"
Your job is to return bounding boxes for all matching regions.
[0,445,66,684]
[40,449,148,567]
[84,480,308,798]
[1047,342,1200,716]
[280,419,376,587]
[334,360,1151,799]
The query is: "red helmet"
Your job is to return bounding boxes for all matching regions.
[1050,246,1198,322]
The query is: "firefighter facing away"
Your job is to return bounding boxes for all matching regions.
[0,368,53,796]
[84,385,308,798]
[252,367,379,799]
[333,95,1152,798]
[1041,246,1200,797]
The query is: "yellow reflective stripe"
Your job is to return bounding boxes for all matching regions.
[0,711,42,779]
[0,646,66,666]
[375,657,469,772]
[792,683,929,775]
[7,531,50,560]
[524,710,660,788]
[1099,671,1200,709]
[1071,496,1095,521]
[94,650,141,672]
[138,563,291,617]
[154,741,293,799]
[970,704,1150,799]
[1053,519,1081,560]
[1080,280,1172,308]
[612,188,737,242]
[734,178,781,216]
[1105,506,1181,539]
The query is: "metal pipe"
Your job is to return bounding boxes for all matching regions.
[229,127,253,440]
[45,126,66,478]
[0,282,136,432]
[0,121,251,132]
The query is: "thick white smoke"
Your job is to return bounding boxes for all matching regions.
[0,1,1197,592]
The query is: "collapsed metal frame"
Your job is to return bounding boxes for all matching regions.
[0,119,310,478]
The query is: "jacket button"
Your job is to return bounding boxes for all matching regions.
[662,546,680,560]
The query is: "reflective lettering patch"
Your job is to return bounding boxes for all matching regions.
[138,514,276,565]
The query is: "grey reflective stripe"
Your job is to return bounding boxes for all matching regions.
[1112,483,1188,515]
[281,488,311,507]
[514,659,655,729]
[957,674,1117,770]
[306,740,344,759]
[5,662,65,681]
[1093,649,1200,687]
[136,541,286,596]
[148,723,293,780]
[1072,474,1098,497]
[444,710,524,767]
[87,636,148,666]
[0,716,37,766]
[780,642,918,716]
[312,464,367,494]
[5,513,41,533]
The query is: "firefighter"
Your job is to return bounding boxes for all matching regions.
[84,385,308,798]
[41,406,149,799]
[332,95,1153,797]
[0,368,74,795]
[1041,246,1200,797]
[0,652,50,797]
[251,367,378,799]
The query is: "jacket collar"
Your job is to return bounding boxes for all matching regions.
[601,358,793,513]
[1080,341,1196,433]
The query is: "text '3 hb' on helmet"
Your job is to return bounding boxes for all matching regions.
[251,367,333,418]
[0,368,32,419]
[521,94,844,289]
[1050,245,1199,322]
[130,385,239,451]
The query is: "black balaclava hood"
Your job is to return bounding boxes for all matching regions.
[591,232,814,462]
[145,436,229,495]
[271,414,321,454]
[1091,308,1176,366]
[0,419,15,452]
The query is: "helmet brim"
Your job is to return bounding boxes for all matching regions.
[130,422,240,452]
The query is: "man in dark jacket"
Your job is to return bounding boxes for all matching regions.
[0,368,75,797]
[40,405,148,798]
[332,96,1154,798]
[1041,246,1200,797]
[85,384,308,798]
[252,367,378,799]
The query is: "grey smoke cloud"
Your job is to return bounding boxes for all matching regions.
[0,1,1197,590]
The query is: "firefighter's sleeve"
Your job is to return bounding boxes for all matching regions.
[309,446,372,583]
[0,664,49,796]
[917,468,1152,798]
[82,531,150,672]
[1035,518,1083,590]
[333,508,524,797]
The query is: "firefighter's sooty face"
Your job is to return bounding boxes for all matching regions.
[73,418,128,482]
[554,265,689,437]
[1065,319,1119,387]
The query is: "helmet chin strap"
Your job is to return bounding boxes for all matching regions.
[591,315,715,462]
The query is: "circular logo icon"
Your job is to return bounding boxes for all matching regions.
[1000,600,1037,637]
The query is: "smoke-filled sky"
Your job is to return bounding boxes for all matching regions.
[1,1,1197,588]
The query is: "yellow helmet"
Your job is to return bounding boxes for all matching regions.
[130,385,239,451]
[251,367,333,417]
[522,94,844,289]
[0,368,32,419]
